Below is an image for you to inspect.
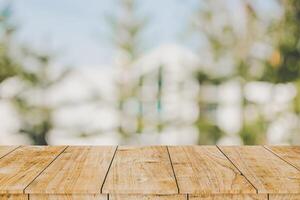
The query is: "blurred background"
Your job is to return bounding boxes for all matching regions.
[0,0,299,145]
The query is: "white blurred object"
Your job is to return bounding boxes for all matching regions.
[53,103,118,133]
[245,81,273,104]
[47,67,117,106]
[159,126,198,145]
[217,135,243,145]
[248,0,284,22]
[0,77,25,99]
[132,43,200,78]
[217,105,242,135]
[250,42,273,60]
[0,132,31,145]
[274,83,297,104]
[0,100,31,144]
[47,129,120,145]
[124,132,160,145]
[218,80,241,104]
[0,101,21,134]
[267,113,299,144]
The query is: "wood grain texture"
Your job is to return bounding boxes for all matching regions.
[109,194,186,200]
[29,194,107,200]
[189,194,267,200]
[26,146,116,194]
[0,195,28,200]
[266,146,300,171]
[219,146,300,194]
[168,146,256,194]
[0,146,66,194]
[102,146,178,194]
[269,195,300,200]
[0,146,19,159]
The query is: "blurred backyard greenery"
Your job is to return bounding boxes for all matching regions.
[0,0,299,145]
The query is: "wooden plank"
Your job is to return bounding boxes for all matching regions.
[29,194,107,200]
[0,146,66,194]
[189,194,267,200]
[102,146,178,194]
[219,146,300,194]
[0,146,19,159]
[26,146,117,194]
[109,194,186,200]
[168,146,256,194]
[0,195,28,200]
[266,146,300,171]
[269,195,300,200]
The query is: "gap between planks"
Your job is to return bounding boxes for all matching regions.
[216,145,259,194]
[101,146,119,193]
[1,145,299,198]
[8,194,300,200]
[0,146,21,160]
[263,146,300,172]
[23,146,69,194]
[166,146,180,194]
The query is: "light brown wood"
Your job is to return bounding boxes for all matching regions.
[29,194,107,200]
[109,194,186,200]
[168,146,256,194]
[0,145,299,197]
[26,146,116,194]
[0,146,19,159]
[189,194,267,200]
[0,195,28,200]
[0,146,66,194]
[269,194,300,200]
[219,146,300,194]
[265,146,300,171]
[102,146,178,194]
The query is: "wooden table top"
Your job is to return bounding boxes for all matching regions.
[0,146,299,200]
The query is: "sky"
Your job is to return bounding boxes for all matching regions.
[0,0,281,68]
[8,0,198,68]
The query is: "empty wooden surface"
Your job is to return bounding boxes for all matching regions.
[102,146,178,194]
[0,146,19,159]
[0,146,66,194]
[26,146,116,194]
[30,194,107,200]
[219,146,300,194]
[0,195,28,200]
[109,195,186,200]
[266,146,300,171]
[189,194,267,200]
[269,195,300,200]
[168,146,256,194]
[0,145,299,199]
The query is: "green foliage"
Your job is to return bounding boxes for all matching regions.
[107,0,147,61]
[196,118,224,144]
[13,50,71,145]
[261,0,300,83]
[0,3,71,145]
[196,71,230,85]
[192,1,300,144]
[108,0,148,137]
[0,4,21,83]
[13,96,52,145]
[239,114,267,145]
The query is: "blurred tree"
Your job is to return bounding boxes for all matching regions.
[263,0,300,144]
[12,50,70,145]
[262,0,300,83]
[0,4,21,83]
[191,1,276,144]
[0,3,70,144]
[107,0,147,139]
